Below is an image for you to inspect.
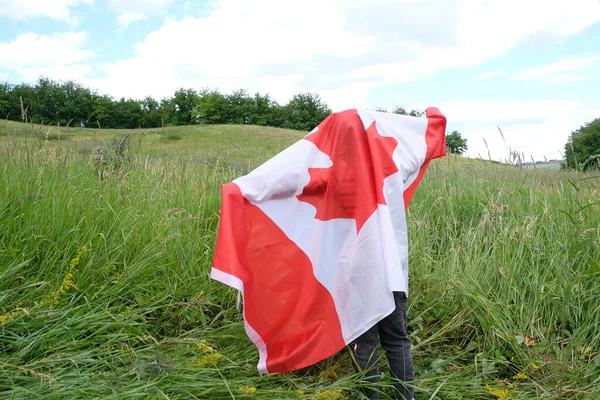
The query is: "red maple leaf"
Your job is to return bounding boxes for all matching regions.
[297,110,399,233]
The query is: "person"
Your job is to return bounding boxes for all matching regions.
[349,291,414,400]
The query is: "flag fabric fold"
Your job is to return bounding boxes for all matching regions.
[211,107,447,375]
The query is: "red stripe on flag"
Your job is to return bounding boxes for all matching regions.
[212,183,346,374]
[403,107,447,209]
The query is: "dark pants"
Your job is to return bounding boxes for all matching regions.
[349,291,414,400]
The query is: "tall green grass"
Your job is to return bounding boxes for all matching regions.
[1,128,599,399]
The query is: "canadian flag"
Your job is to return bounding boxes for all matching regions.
[211,108,447,374]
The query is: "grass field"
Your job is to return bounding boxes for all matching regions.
[0,119,305,163]
[1,120,599,399]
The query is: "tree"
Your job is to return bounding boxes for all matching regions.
[248,92,279,126]
[91,94,114,128]
[10,83,37,123]
[32,77,61,123]
[282,93,331,131]
[0,82,12,119]
[225,89,254,124]
[59,80,94,126]
[392,106,424,117]
[168,88,200,125]
[564,118,600,170]
[192,89,229,124]
[140,96,163,128]
[112,98,144,129]
[446,130,468,155]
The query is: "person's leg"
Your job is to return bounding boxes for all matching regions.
[377,291,414,400]
[349,323,381,400]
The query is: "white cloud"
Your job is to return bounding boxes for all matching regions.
[0,0,93,24]
[108,0,175,25]
[479,71,503,79]
[417,99,599,162]
[510,55,599,84]
[117,12,148,28]
[429,99,580,124]
[85,0,379,106]
[107,0,175,14]
[0,32,94,82]
[81,0,600,111]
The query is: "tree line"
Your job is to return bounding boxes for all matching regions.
[5,77,597,169]
[0,77,473,156]
[0,77,333,132]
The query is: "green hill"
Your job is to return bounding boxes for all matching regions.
[1,119,306,163]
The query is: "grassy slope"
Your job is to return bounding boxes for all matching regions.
[0,119,306,162]
[1,121,599,399]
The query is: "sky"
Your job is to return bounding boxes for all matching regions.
[1,0,599,162]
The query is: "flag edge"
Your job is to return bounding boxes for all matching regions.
[210,267,269,375]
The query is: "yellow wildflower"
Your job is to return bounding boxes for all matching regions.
[123,303,138,314]
[493,389,509,399]
[313,389,344,400]
[196,339,214,353]
[0,308,30,323]
[206,352,222,364]
[512,372,528,380]
[186,339,224,368]
[45,246,87,309]
[239,386,257,394]
[484,384,510,399]
[185,352,223,368]
[197,353,222,367]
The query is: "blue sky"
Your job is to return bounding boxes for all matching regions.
[1,0,599,161]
